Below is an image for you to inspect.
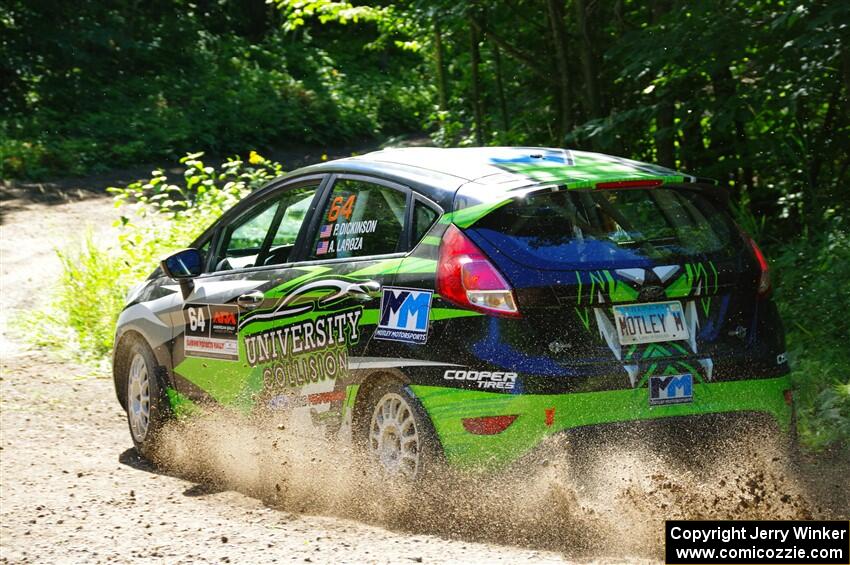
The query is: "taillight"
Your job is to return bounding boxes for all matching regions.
[436,224,520,317]
[461,415,518,435]
[747,236,771,296]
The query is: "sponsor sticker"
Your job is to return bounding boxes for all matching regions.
[243,306,362,392]
[183,303,239,361]
[266,390,346,411]
[375,287,433,344]
[649,373,693,406]
[443,370,517,390]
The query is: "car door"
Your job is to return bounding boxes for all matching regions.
[170,175,328,410]
[236,174,416,434]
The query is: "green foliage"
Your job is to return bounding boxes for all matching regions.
[38,152,280,360]
[0,2,430,179]
[54,234,128,358]
[0,138,49,179]
[771,221,850,451]
[272,1,388,31]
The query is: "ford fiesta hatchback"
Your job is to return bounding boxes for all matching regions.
[113,147,792,477]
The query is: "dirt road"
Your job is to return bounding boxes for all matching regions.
[1,176,847,564]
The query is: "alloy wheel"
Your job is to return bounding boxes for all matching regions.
[369,392,421,477]
[127,352,151,443]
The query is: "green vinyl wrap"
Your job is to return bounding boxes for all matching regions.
[410,375,792,469]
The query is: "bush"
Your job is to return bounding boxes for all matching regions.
[771,221,850,451]
[2,31,430,180]
[35,152,282,360]
[0,139,50,179]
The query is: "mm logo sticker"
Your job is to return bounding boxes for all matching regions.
[375,287,432,344]
[649,374,693,406]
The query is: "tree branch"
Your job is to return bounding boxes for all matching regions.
[469,17,556,85]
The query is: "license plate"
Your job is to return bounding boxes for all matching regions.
[612,301,689,345]
[649,373,693,406]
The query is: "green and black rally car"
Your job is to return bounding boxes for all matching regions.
[113,147,792,477]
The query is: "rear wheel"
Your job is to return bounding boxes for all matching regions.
[365,383,440,479]
[120,337,168,459]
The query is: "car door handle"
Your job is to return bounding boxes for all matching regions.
[346,280,381,302]
[236,290,265,310]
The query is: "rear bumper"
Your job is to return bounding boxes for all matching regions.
[410,375,793,469]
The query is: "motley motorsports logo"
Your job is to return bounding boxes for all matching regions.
[375,287,432,344]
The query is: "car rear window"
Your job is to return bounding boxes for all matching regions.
[469,188,740,270]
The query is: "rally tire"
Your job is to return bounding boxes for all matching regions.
[363,381,442,480]
[120,336,169,460]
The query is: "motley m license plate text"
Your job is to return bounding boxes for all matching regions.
[612,301,688,345]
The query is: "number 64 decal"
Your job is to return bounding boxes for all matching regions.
[186,305,206,332]
[183,303,240,361]
[327,195,356,222]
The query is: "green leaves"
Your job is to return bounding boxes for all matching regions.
[43,152,288,361]
[273,1,390,32]
[772,220,850,451]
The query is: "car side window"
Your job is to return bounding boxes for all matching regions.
[412,200,438,245]
[261,187,319,266]
[215,199,279,271]
[213,184,319,272]
[309,179,407,260]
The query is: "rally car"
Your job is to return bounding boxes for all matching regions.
[113,147,792,478]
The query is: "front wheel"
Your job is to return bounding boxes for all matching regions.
[365,383,441,480]
[120,337,168,459]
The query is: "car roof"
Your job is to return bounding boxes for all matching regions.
[287,146,712,212]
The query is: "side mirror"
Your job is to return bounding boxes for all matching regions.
[161,248,203,299]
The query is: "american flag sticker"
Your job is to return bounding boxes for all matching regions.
[316,240,330,255]
[319,224,333,239]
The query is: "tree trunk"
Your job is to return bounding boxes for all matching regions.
[656,100,676,167]
[735,120,755,195]
[243,0,269,42]
[842,46,850,99]
[546,0,572,143]
[469,17,554,82]
[493,45,510,132]
[614,0,627,34]
[651,0,675,167]
[709,66,743,190]
[574,0,602,118]
[680,107,706,173]
[805,83,840,231]
[434,20,448,112]
[469,18,484,145]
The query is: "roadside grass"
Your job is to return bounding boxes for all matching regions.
[26,153,850,454]
[771,222,850,451]
[23,152,270,362]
